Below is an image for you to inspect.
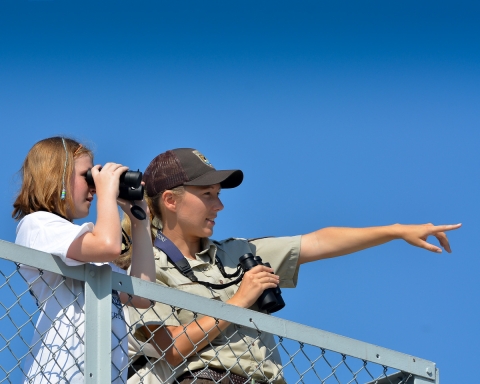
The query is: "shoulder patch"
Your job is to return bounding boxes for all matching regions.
[247,236,274,242]
[213,237,246,245]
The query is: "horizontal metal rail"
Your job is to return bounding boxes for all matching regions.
[0,240,437,383]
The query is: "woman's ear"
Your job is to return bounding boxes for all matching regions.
[162,190,177,213]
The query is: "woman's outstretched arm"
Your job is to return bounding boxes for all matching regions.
[299,223,462,265]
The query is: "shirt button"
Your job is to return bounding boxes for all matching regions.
[219,280,224,284]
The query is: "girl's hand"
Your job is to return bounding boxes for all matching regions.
[228,265,280,309]
[91,163,129,199]
[394,223,462,253]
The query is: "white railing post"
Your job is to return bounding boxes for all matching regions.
[84,264,112,383]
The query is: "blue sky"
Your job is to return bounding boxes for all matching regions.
[1,1,479,382]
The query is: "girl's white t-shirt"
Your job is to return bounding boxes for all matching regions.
[16,211,128,384]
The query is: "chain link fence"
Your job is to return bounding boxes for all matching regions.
[0,240,438,384]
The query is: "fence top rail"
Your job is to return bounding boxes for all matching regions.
[0,239,436,380]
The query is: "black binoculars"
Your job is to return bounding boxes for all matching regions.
[85,169,146,220]
[85,169,144,201]
[238,253,285,313]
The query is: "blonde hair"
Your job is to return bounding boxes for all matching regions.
[146,185,185,237]
[115,186,185,270]
[12,137,93,221]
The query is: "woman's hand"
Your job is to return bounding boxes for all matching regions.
[144,264,281,365]
[393,223,462,253]
[227,265,280,309]
[117,182,149,222]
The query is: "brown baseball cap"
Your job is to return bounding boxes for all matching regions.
[143,148,244,197]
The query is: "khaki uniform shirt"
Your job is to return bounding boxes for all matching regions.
[129,235,301,383]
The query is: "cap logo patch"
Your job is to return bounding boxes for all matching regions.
[193,150,214,168]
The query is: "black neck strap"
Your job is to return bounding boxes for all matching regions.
[154,231,244,290]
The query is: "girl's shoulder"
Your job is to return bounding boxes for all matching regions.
[16,211,70,237]
[19,211,69,226]
[17,211,56,235]
[16,211,94,254]
[21,211,62,221]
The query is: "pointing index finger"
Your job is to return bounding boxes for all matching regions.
[430,223,462,233]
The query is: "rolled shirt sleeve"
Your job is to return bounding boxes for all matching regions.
[247,235,301,288]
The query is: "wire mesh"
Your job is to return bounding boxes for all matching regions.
[126,303,411,384]
[0,253,434,384]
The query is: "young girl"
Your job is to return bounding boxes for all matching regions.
[12,137,155,384]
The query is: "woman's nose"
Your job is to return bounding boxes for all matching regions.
[214,197,224,211]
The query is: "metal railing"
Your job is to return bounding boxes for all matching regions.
[0,239,438,384]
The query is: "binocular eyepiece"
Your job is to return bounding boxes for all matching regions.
[85,168,146,220]
[238,253,285,313]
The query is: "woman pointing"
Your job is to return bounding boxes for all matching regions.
[126,148,460,384]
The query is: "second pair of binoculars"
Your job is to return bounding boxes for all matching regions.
[238,253,285,313]
[85,168,144,201]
